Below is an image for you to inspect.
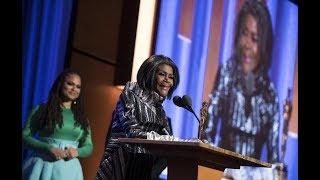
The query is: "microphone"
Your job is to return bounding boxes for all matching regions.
[244,72,255,117]
[182,95,192,111]
[173,95,204,139]
[244,71,255,95]
[173,96,184,107]
[173,95,200,124]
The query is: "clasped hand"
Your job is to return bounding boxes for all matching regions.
[50,147,79,160]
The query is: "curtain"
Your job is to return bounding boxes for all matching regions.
[22,0,75,126]
[22,0,76,160]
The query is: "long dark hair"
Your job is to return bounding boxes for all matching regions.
[35,69,89,135]
[233,0,273,74]
[137,55,180,99]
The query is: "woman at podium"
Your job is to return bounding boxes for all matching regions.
[96,55,180,180]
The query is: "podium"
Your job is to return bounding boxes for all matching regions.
[117,138,271,180]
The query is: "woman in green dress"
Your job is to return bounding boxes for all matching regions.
[22,69,93,180]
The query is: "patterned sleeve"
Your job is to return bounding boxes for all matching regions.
[165,117,173,136]
[112,85,147,138]
[267,84,280,163]
[204,64,226,144]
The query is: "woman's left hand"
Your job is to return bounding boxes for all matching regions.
[64,147,79,159]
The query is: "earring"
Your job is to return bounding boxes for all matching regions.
[73,101,77,105]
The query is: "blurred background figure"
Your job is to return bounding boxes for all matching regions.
[204,0,281,178]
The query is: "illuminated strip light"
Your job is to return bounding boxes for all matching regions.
[288,131,298,138]
[131,0,157,82]
[177,34,191,43]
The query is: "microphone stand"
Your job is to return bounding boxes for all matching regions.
[174,96,209,140]
[185,105,201,139]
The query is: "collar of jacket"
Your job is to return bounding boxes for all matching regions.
[126,82,165,105]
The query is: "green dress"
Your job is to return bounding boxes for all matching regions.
[22,106,93,180]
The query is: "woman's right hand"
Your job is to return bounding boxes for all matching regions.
[50,147,67,160]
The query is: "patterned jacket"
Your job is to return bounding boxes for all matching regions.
[96,82,171,180]
[204,59,280,163]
